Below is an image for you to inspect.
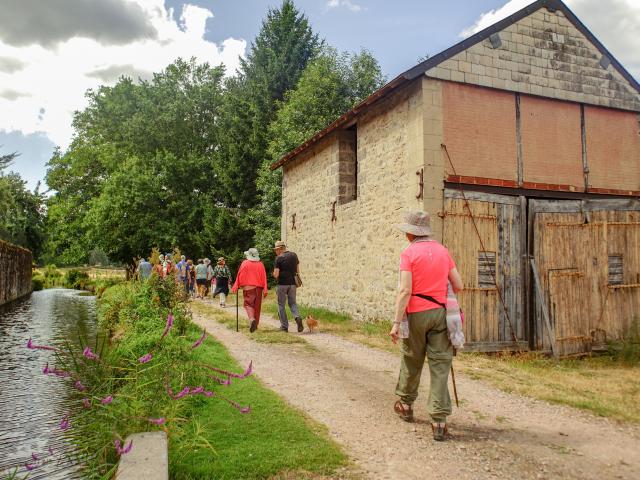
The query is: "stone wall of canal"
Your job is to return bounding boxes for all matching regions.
[0,239,32,306]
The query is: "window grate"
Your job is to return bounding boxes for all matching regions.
[608,255,623,285]
[478,251,496,288]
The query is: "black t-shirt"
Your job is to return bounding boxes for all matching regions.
[275,251,299,286]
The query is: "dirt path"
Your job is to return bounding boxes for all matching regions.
[193,301,640,480]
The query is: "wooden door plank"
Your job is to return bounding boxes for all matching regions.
[531,258,557,357]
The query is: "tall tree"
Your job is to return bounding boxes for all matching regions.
[252,48,386,269]
[216,0,321,210]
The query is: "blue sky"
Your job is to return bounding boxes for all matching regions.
[1,0,638,191]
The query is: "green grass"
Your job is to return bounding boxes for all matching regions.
[458,352,640,423]
[171,325,348,479]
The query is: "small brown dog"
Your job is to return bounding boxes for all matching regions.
[306,315,318,333]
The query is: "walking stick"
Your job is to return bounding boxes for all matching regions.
[450,365,459,408]
[236,291,239,332]
[451,347,459,407]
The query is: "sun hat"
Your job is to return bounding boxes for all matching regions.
[244,248,260,261]
[396,210,432,236]
[273,240,286,250]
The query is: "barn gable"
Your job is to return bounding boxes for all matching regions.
[422,0,640,111]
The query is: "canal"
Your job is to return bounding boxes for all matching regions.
[0,289,97,479]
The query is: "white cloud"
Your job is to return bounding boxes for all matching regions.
[460,0,640,80]
[326,0,364,13]
[0,1,247,150]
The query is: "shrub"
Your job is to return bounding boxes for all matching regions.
[65,269,90,290]
[32,275,44,291]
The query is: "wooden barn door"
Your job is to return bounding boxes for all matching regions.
[530,199,640,355]
[443,190,527,351]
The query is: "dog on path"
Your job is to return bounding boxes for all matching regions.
[306,315,318,333]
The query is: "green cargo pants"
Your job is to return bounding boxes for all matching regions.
[395,307,453,423]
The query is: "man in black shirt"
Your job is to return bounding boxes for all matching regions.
[273,240,303,332]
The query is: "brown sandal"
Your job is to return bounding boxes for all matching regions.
[394,401,414,422]
[431,422,448,441]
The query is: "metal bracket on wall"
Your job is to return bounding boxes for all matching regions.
[331,201,337,223]
[416,168,424,200]
[291,213,296,230]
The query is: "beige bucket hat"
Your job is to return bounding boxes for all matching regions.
[273,240,286,250]
[396,210,432,236]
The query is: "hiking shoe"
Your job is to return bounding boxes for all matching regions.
[394,401,414,423]
[431,423,447,441]
[279,327,288,332]
[249,320,258,333]
[295,317,304,333]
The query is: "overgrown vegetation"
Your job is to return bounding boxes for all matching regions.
[21,277,347,479]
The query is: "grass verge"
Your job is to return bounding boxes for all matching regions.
[458,352,640,423]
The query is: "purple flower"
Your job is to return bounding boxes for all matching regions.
[147,417,165,425]
[101,395,113,405]
[59,415,70,431]
[48,447,54,456]
[27,338,59,352]
[43,363,71,377]
[160,313,174,340]
[190,386,204,394]
[82,346,99,360]
[114,439,133,455]
[191,328,207,349]
[204,391,214,397]
[25,463,36,471]
[31,453,39,461]
[138,353,153,364]
[75,380,86,391]
[208,374,232,386]
[217,393,251,414]
[167,386,190,399]
[82,398,91,409]
[200,360,253,379]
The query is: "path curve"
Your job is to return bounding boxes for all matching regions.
[193,301,639,480]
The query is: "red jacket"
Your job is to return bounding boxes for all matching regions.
[231,260,268,292]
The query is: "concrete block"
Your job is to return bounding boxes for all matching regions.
[116,432,168,480]
[450,70,465,82]
[458,60,472,73]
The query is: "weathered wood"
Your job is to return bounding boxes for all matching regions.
[0,240,32,306]
[531,258,557,357]
[463,341,529,352]
[444,189,522,205]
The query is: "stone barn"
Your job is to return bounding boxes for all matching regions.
[271,0,640,354]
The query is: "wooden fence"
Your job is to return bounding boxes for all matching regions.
[0,240,33,306]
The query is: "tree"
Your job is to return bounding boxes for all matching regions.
[252,48,386,269]
[44,59,226,266]
[215,0,321,211]
[0,151,46,258]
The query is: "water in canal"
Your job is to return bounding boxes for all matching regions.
[0,289,97,479]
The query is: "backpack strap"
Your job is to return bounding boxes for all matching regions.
[412,293,446,309]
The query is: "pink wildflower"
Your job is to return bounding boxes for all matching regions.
[147,417,165,425]
[25,463,36,471]
[82,398,91,409]
[190,386,204,394]
[138,353,153,363]
[101,395,113,405]
[114,439,133,455]
[200,360,253,379]
[160,313,174,340]
[75,380,86,391]
[167,386,190,399]
[31,453,39,461]
[59,415,70,431]
[82,346,99,360]
[26,338,59,352]
[191,328,207,349]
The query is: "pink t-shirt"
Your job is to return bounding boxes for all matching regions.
[399,240,456,313]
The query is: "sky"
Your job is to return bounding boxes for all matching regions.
[1,0,639,191]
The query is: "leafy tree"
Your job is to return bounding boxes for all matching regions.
[252,48,386,269]
[216,0,321,210]
[0,151,46,258]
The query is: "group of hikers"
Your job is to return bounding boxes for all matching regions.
[136,210,464,441]
[135,240,303,334]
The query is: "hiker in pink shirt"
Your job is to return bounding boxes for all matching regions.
[231,248,268,333]
[389,210,463,441]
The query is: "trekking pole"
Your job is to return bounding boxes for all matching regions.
[236,291,239,332]
[451,348,459,407]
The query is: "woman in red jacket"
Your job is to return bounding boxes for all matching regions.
[231,248,268,333]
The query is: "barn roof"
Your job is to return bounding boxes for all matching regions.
[272,0,640,171]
